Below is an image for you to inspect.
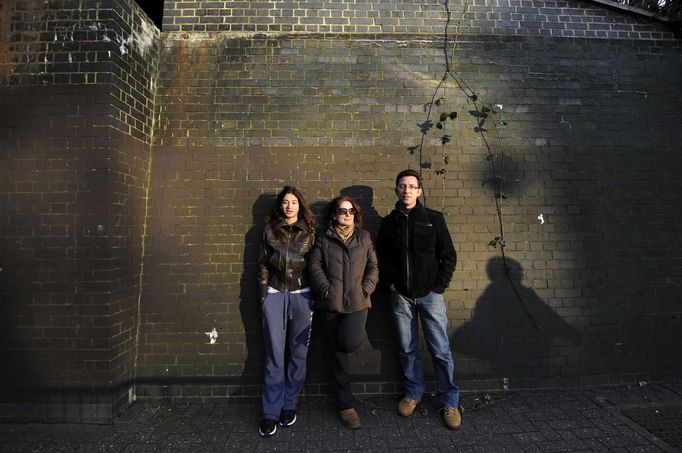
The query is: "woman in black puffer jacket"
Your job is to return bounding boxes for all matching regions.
[309,195,378,429]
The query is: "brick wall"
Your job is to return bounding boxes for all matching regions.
[161,0,676,40]
[1,0,681,421]
[136,0,682,400]
[0,0,159,422]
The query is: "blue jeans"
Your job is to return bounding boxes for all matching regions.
[261,290,314,421]
[391,290,460,407]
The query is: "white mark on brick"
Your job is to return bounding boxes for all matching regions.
[134,20,156,57]
[537,213,545,224]
[68,52,72,63]
[495,104,503,110]
[205,328,218,344]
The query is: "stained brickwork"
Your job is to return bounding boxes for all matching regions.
[139,3,682,399]
[162,0,677,40]
[0,0,159,422]
[0,0,160,140]
[1,0,681,422]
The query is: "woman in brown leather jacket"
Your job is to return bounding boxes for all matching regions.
[256,186,315,437]
[308,195,378,429]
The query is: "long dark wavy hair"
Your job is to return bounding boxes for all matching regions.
[267,186,315,240]
[325,195,363,228]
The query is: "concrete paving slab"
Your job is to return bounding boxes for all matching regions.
[0,383,680,452]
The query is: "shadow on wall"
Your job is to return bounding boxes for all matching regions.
[235,192,275,396]
[452,256,581,382]
[340,185,400,381]
[237,186,402,392]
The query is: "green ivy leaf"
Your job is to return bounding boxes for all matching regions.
[406,145,419,155]
[439,112,448,122]
[444,155,451,164]
[449,112,457,120]
[440,135,451,145]
[435,97,445,106]
[436,122,443,129]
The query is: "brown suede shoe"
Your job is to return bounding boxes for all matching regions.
[441,406,462,430]
[339,408,361,429]
[397,397,420,417]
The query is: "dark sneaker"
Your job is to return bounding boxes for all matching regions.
[440,406,462,430]
[279,409,297,427]
[397,397,420,417]
[339,408,361,429]
[258,419,277,437]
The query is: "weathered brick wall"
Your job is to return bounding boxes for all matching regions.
[161,0,676,39]
[0,0,159,422]
[135,0,682,400]
[1,0,681,420]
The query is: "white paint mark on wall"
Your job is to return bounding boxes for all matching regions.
[537,213,545,225]
[134,19,156,57]
[205,328,218,344]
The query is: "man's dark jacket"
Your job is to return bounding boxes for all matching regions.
[377,201,456,298]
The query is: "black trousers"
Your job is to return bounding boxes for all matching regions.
[319,309,368,410]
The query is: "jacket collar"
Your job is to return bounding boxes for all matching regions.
[325,225,357,242]
[394,199,424,216]
[274,217,308,231]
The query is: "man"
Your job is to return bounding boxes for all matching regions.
[377,169,461,430]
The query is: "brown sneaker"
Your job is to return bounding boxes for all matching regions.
[441,406,462,430]
[397,397,420,417]
[339,408,361,429]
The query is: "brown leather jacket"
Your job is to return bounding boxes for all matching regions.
[309,227,378,313]
[257,218,315,299]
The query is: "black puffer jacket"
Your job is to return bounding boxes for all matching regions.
[377,201,456,298]
[257,218,315,299]
[309,227,378,313]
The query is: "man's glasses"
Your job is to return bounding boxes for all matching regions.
[337,208,356,216]
[397,184,420,192]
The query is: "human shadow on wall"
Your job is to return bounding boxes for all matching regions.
[305,200,333,385]
[235,193,275,396]
[340,185,401,382]
[452,256,581,381]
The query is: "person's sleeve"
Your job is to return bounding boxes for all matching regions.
[432,214,457,294]
[308,239,330,299]
[362,235,379,297]
[256,230,270,300]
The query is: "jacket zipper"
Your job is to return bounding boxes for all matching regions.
[402,211,411,294]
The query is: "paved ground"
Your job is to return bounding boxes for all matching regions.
[1,382,681,452]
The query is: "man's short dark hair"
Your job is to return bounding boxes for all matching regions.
[395,169,422,188]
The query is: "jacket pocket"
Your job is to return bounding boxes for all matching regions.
[413,222,435,251]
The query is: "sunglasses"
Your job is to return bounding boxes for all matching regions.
[336,208,356,216]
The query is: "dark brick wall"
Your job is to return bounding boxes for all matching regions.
[161,0,676,39]
[1,0,681,421]
[137,2,682,399]
[0,0,159,422]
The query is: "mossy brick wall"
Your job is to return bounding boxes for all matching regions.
[0,0,159,422]
[135,0,682,400]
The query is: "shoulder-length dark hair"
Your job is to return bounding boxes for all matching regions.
[267,185,315,232]
[325,195,362,228]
